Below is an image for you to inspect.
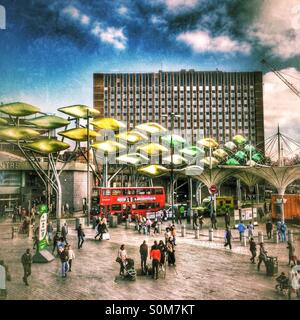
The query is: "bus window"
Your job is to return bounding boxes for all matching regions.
[154,188,163,194]
[112,189,123,196]
[92,189,100,197]
[111,204,122,211]
[132,204,136,209]
[126,189,136,195]
[103,189,111,196]
[137,189,147,195]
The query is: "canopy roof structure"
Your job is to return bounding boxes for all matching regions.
[58,105,100,118]
[0,102,40,117]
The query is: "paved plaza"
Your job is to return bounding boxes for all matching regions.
[0,218,299,300]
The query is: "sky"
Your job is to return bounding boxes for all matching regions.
[0,0,300,142]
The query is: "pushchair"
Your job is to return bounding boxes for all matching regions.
[117,258,137,281]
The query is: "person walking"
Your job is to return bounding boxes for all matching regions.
[139,240,148,275]
[280,221,287,242]
[67,245,75,272]
[77,224,85,249]
[59,247,69,277]
[249,237,257,264]
[164,227,171,244]
[192,209,198,229]
[52,232,60,255]
[277,220,282,241]
[61,222,68,243]
[287,241,297,266]
[150,244,161,280]
[158,240,167,269]
[224,227,232,250]
[211,214,217,230]
[47,221,53,243]
[166,239,176,266]
[247,221,254,239]
[152,219,159,235]
[21,249,32,286]
[118,244,127,275]
[237,221,246,241]
[170,225,176,246]
[146,218,152,235]
[94,220,103,240]
[179,205,185,224]
[224,210,231,228]
[257,243,268,271]
[266,220,273,240]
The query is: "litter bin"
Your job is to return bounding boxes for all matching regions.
[266,257,278,276]
[109,215,118,228]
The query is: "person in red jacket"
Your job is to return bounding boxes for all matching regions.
[150,244,161,280]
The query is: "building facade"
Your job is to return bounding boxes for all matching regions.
[94,70,264,151]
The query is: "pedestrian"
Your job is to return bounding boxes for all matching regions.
[237,221,246,241]
[158,240,166,269]
[146,218,152,235]
[247,221,254,239]
[257,243,268,271]
[77,223,85,249]
[179,205,185,224]
[59,247,69,277]
[61,222,68,243]
[249,237,257,264]
[211,214,217,230]
[163,209,167,221]
[47,221,53,243]
[166,239,176,266]
[164,227,171,244]
[118,244,127,275]
[152,219,159,235]
[277,220,282,241]
[287,241,297,266]
[224,227,232,250]
[52,232,60,255]
[266,220,273,239]
[150,244,161,280]
[139,240,148,275]
[94,220,103,240]
[21,248,32,286]
[192,209,198,229]
[280,221,287,242]
[224,210,231,228]
[67,245,75,272]
[170,224,176,246]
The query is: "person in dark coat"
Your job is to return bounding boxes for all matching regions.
[139,240,148,275]
[287,242,297,266]
[61,222,68,243]
[266,220,273,239]
[249,237,257,264]
[158,240,167,267]
[52,232,60,255]
[192,209,198,229]
[167,239,176,266]
[77,224,85,249]
[257,243,268,271]
[224,227,232,250]
[21,249,32,286]
[224,210,231,228]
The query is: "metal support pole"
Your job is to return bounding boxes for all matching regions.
[87,111,90,226]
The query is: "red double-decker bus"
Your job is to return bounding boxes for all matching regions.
[91,186,165,219]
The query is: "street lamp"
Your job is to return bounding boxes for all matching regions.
[162,112,181,223]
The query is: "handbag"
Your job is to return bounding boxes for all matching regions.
[102,233,110,240]
[116,256,122,263]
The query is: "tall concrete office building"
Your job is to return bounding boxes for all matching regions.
[94,70,264,151]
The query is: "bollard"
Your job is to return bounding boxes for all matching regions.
[125,219,129,229]
[241,234,247,247]
[288,230,293,243]
[181,225,186,237]
[258,231,264,244]
[209,228,214,241]
[195,226,199,239]
[273,230,279,244]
